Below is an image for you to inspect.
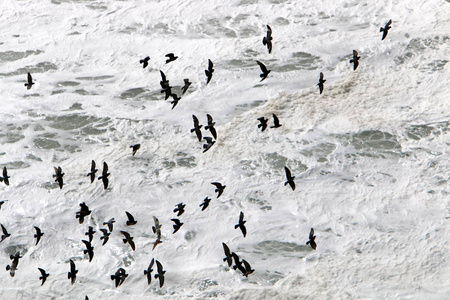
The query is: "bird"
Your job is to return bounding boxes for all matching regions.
[0,200,7,210]
[284,166,295,191]
[234,211,247,237]
[125,211,137,226]
[199,196,211,211]
[68,259,77,284]
[262,25,273,54]
[171,218,183,234]
[152,216,162,237]
[82,240,94,262]
[34,226,44,245]
[159,70,170,90]
[6,253,22,277]
[318,72,326,94]
[165,53,178,64]
[25,72,34,89]
[205,59,214,84]
[211,182,226,198]
[130,144,140,156]
[111,268,128,287]
[241,259,254,277]
[144,258,154,285]
[38,268,49,286]
[154,260,166,288]
[181,78,191,95]
[380,19,392,40]
[202,137,215,153]
[162,85,173,100]
[76,202,91,224]
[0,166,10,186]
[191,115,203,142]
[98,162,110,189]
[103,218,115,232]
[349,50,360,71]
[256,60,271,82]
[85,226,96,243]
[173,203,186,216]
[120,231,136,251]
[153,237,163,250]
[257,117,268,131]
[205,114,217,139]
[1,224,11,242]
[170,93,181,109]
[231,252,246,274]
[270,113,282,128]
[306,228,317,250]
[140,56,150,68]
[87,160,97,184]
[52,166,64,189]
[100,229,110,245]
[222,243,233,267]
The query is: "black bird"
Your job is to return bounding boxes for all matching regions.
[82,240,94,262]
[159,70,170,89]
[85,226,96,243]
[171,218,183,234]
[0,166,10,186]
[6,253,22,277]
[38,268,49,286]
[130,144,140,156]
[25,72,34,89]
[98,162,110,189]
[120,231,136,251]
[34,226,44,245]
[231,252,246,274]
[270,113,282,128]
[53,166,64,189]
[111,268,128,287]
[318,72,326,95]
[234,211,247,237]
[173,203,186,216]
[257,117,268,132]
[0,200,7,210]
[181,78,191,95]
[140,56,150,68]
[170,93,181,109]
[380,19,392,40]
[87,160,97,184]
[284,166,295,191]
[100,229,110,245]
[205,59,214,85]
[144,258,154,285]
[349,50,360,71]
[165,53,178,64]
[154,260,166,288]
[125,211,137,226]
[211,182,226,198]
[191,115,203,142]
[242,259,254,277]
[306,228,317,250]
[76,202,91,224]
[222,242,233,267]
[205,114,217,139]
[152,216,163,250]
[199,196,211,211]
[68,259,77,284]
[103,218,115,232]
[202,137,215,153]
[256,60,271,82]
[1,224,11,242]
[262,25,273,54]
[162,85,173,100]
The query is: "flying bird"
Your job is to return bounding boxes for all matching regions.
[262,25,273,54]
[205,114,217,139]
[349,50,360,71]
[170,93,181,109]
[284,166,295,191]
[306,228,317,250]
[1,224,11,242]
[87,160,97,184]
[98,162,110,189]
[199,196,211,211]
[34,226,44,245]
[202,137,215,153]
[380,19,392,40]
[222,242,233,267]
[120,231,136,251]
[154,260,166,288]
[82,240,94,262]
[103,218,115,232]
[68,259,77,284]
[242,259,255,277]
[100,229,111,245]
[144,258,154,285]
[181,78,191,95]
[25,72,34,89]
[125,211,137,226]
[231,252,246,274]
[0,200,7,210]
[234,211,247,237]
[111,268,128,287]
[76,202,91,224]
[171,218,184,234]
[256,60,271,82]
[257,117,268,132]
[0,166,10,186]
[205,59,214,85]
[53,166,64,189]
[159,70,170,90]
[38,268,50,286]
[152,216,163,250]
[211,182,226,198]
[140,56,150,68]
[165,53,178,64]
[318,72,326,95]
[173,203,186,216]
[6,253,22,277]
[270,113,282,128]
[191,115,203,142]
[130,144,140,156]
[85,226,96,243]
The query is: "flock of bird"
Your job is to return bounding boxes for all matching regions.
[0,18,393,297]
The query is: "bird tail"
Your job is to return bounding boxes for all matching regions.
[6,265,10,271]
[284,181,288,186]
[263,37,267,45]
[234,224,239,229]
[111,275,116,280]
[380,27,383,32]
[144,270,148,275]
[123,239,128,244]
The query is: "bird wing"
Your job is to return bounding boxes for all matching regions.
[70,259,75,271]
[82,240,91,248]
[34,226,41,235]
[211,182,221,189]
[1,224,7,234]
[284,166,291,179]
[27,72,32,83]
[38,268,46,276]
[149,258,155,269]
[208,59,213,70]
[242,259,252,271]
[192,115,199,126]
[3,167,7,178]
[353,50,358,57]
[386,19,392,27]
[239,211,244,222]
[207,114,213,124]
[125,211,135,223]
[120,231,131,239]
[256,61,268,73]
[222,243,231,256]
[309,228,315,239]
[267,25,272,36]
[166,53,173,59]
[273,114,280,125]
[156,260,163,274]
[103,162,108,174]
[160,70,167,82]
[319,72,324,80]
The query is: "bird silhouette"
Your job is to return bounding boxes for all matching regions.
[103,218,115,232]
[159,70,170,90]
[144,258,154,285]
[140,56,150,68]
[68,259,77,284]
[318,72,326,94]
[199,196,211,211]
[76,202,91,224]
[181,78,191,95]
[125,211,137,226]
[171,218,184,234]
[111,268,128,287]
[205,59,214,84]
[270,113,282,128]
[120,231,136,251]
[0,166,10,186]
[25,72,34,89]
[256,60,271,82]
[52,166,64,189]
[222,242,233,267]
[130,144,140,156]
[202,137,215,153]
[38,268,50,286]
[85,226,96,243]
[6,253,22,277]
[191,115,203,142]
[205,114,217,139]
[231,252,246,274]
[154,260,166,288]
[34,226,44,245]
[349,50,360,70]
[211,182,226,198]
[262,25,273,54]
[170,93,181,109]
[242,259,254,277]
[82,240,94,262]
[100,229,110,245]
[257,117,268,131]
[87,160,97,184]
[0,200,7,210]
[98,162,110,189]
[234,211,247,237]
[306,228,317,250]
[284,166,295,191]
[165,53,178,64]
[380,19,392,40]
[173,203,186,216]
[1,224,11,242]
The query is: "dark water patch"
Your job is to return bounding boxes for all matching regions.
[56,81,80,87]
[197,279,218,291]
[74,89,97,95]
[419,59,448,72]
[26,154,42,162]
[76,75,114,81]
[337,130,403,157]
[246,190,271,210]
[240,159,260,177]
[288,52,322,70]
[45,114,111,131]
[4,161,30,169]
[274,17,289,25]
[0,132,25,144]
[195,18,237,38]
[263,152,287,169]
[151,22,176,35]
[255,240,308,255]
[0,50,43,62]
[238,0,260,5]
[405,121,449,141]
[395,36,449,65]
[119,87,147,99]
[235,99,266,115]
[0,62,58,77]
[3,244,28,257]
[34,137,61,150]
[300,142,337,162]
[176,152,196,168]
[52,90,65,95]
[66,103,83,111]
[243,49,259,58]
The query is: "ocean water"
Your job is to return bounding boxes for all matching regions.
[0,0,449,299]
